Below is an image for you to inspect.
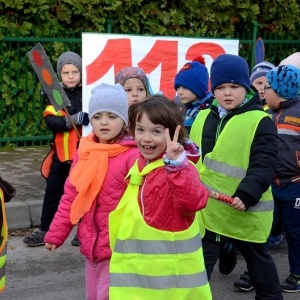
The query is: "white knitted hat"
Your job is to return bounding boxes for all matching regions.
[88,83,129,125]
[280,52,300,69]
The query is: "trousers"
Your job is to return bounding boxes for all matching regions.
[85,258,109,300]
[272,182,300,275]
[203,230,283,300]
[40,156,71,231]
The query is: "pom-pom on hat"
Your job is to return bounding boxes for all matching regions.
[115,67,150,94]
[210,54,250,92]
[266,64,300,100]
[250,61,275,85]
[174,56,209,99]
[56,51,82,77]
[89,83,129,125]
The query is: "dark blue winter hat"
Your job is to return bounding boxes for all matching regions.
[174,57,209,99]
[266,65,300,100]
[210,54,250,92]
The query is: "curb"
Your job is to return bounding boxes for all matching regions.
[5,200,42,230]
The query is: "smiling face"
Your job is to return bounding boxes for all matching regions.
[91,112,125,143]
[60,64,81,89]
[213,83,247,111]
[123,78,147,106]
[134,113,167,160]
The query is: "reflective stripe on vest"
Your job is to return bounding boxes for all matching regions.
[114,233,202,255]
[44,105,79,161]
[109,159,212,299]
[203,157,274,212]
[0,189,7,292]
[190,109,273,243]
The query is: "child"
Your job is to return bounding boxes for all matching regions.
[23,51,88,247]
[250,61,275,110]
[115,66,150,106]
[233,61,286,293]
[44,83,140,300]
[264,64,300,293]
[109,95,212,300]
[190,54,283,299]
[174,56,214,134]
[0,176,16,292]
[251,60,286,248]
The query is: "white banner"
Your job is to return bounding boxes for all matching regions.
[82,33,239,135]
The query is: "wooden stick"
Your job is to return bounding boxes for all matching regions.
[63,108,81,139]
[210,191,234,204]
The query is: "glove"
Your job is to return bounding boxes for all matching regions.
[65,112,89,129]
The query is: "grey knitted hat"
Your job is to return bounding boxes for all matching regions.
[56,51,82,77]
[250,61,275,85]
[89,83,129,125]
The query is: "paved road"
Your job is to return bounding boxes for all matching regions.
[1,232,297,300]
[0,146,298,299]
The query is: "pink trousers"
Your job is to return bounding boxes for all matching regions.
[85,258,110,300]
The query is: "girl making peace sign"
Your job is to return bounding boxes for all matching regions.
[109,94,212,300]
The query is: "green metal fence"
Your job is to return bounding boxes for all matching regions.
[1,25,299,147]
[0,35,81,147]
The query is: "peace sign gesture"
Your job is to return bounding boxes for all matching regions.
[165,125,184,161]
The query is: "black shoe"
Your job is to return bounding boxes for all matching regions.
[23,228,46,247]
[234,271,254,291]
[281,273,300,293]
[71,234,80,246]
[219,242,237,275]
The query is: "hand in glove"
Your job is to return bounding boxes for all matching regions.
[65,112,89,129]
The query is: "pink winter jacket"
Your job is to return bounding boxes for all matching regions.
[44,133,139,262]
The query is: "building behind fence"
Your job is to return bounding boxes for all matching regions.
[1,23,299,147]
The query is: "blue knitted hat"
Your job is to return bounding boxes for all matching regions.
[266,65,300,100]
[174,59,209,99]
[210,54,250,92]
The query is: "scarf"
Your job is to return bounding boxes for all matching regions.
[184,92,213,128]
[69,134,130,224]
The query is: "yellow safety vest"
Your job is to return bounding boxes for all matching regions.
[190,109,274,242]
[109,159,212,300]
[0,188,8,293]
[44,105,80,162]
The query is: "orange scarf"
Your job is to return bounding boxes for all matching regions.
[69,134,130,224]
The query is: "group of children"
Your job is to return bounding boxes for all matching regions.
[17,47,300,299]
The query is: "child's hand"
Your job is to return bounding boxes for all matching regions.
[231,197,246,211]
[165,125,184,161]
[45,242,57,252]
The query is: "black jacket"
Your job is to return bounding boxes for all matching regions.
[267,99,300,185]
[42,85,82,133]
[201,92,278,209]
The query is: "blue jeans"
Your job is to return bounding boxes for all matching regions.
[272,182,300,275]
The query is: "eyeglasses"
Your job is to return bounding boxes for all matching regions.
[264,86,272,91]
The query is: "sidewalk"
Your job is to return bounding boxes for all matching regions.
[0,146,49,230]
